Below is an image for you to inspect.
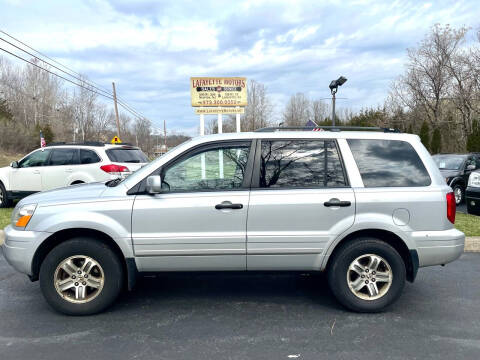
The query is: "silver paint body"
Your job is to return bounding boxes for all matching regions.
[2,131,465,276]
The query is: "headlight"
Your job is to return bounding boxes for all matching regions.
[468,172,480,187]
[12,204,37,229]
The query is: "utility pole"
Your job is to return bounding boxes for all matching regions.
[331,90,336,127]
[112,82,121,137]
[163,120,167,149]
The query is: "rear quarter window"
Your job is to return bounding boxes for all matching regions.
[106,148,148,163]
[347,139,431,187]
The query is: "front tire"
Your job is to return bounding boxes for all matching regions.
[327,238,406,313]
[40,238,124,315]
[0,182,12,208]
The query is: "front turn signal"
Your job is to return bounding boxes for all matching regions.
[16,215,32,228]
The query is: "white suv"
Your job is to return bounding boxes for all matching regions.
[0,142,148,207]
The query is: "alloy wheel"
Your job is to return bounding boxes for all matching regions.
[54,255,105,304]
[347,253,393,300]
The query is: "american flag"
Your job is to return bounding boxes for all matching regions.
[40,130,46,148]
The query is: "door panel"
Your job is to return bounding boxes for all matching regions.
[10,149,51,192]
[132,140,254,272]
[132,191,249,270]
[247,188,355,270]
[246,139,354,270]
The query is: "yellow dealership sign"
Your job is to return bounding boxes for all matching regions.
[190,77,247,107]
[195,107,245,115]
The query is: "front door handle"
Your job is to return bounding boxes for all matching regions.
[324,198,351,207]
[215,201,243,210]
[33,169,40,174]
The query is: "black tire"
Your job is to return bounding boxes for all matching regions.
[40,237,124,315]
[453,184,464,205]
[0,182,12,208]
[327,238,406,313]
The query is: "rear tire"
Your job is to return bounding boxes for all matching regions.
[327,238,406,313]
[40,238,124,315]
[0,182,12,208]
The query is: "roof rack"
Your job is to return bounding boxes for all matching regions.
[46,141,105,147]
[254,126,401,133]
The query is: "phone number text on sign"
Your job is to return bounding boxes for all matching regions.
[191,77,247,107]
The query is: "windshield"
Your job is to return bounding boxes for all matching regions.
[106,148,148,163]
[433,155,466,170]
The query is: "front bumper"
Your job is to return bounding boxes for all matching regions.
[1,225,50,276]
[465,187,480,214]
[410,228,465,267]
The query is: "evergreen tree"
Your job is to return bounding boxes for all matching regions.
[430,128,442,154]
[419,121,430,150]
[467,120,480,152]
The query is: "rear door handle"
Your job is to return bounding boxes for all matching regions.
[215,201,243,210]
[65,168,73,173]
[324,198,351,207]
[33,169,40,174]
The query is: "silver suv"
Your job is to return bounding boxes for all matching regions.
[1,128,465,315]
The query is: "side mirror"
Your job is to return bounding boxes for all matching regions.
[10,161,18,168]
[467,164,476,171]
[146,175,162,194]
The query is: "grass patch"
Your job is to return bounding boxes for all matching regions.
[0,208,12,229]
[454,212,480,236]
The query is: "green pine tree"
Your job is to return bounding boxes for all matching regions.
[467,119,480,152]
[419,121,430,151]
[430,128,442,154]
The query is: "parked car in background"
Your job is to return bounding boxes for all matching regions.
[0,142,148,208]
[466,169,480,214]
[2,128,464,315]
[432,153,480,205]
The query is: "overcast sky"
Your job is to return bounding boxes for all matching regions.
[1,0,479,135]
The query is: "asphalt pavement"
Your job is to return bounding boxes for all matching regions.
[0,250,479,360]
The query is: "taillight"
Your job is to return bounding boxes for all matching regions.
[446,192,456,224]
[100,164,130,175]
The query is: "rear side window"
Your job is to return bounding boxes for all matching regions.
[80,149,101,164]
[106,148,148,163]
[49,149,79,166]
[259,140,347,188]
[347,139,431,187]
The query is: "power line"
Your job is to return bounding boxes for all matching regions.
[0,30,149,120]
[0,46,147,120]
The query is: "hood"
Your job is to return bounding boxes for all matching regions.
[18,182,108,207]
[439,169,461,178]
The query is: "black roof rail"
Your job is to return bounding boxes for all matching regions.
[46,141,105,147]
[254,126,401,133]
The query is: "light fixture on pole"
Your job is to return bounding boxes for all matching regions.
[328,76,347,127]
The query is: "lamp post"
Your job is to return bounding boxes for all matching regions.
[328,76,347,126]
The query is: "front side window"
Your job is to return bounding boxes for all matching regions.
[18,149,51,168]
[348,139,431,187]
[49,149,79,166]
[259,140,347,188]
[162,143,251,192]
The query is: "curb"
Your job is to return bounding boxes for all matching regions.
[0,229,479,252]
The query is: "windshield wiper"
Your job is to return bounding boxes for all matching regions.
[105,178,123,187]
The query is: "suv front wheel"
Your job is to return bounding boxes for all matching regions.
[40,237,124,315]
[328,238,406,312]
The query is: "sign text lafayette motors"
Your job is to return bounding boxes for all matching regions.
[190,77,247,107]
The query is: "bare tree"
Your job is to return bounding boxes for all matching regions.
[283,92,311,126]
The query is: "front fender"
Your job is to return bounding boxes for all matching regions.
[27,199,134,258]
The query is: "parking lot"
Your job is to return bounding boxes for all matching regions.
[0,249,479,360]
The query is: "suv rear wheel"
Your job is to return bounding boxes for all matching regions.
[328,238,406,312]
[40,237,124,315]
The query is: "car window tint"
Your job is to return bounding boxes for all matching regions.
[348,139,431,187]
[106,148,148,163]
[259,140,346,188]
[49,149,79,166]
[163,144,250,192]
[19,149,51,168]
[80,149,101,164]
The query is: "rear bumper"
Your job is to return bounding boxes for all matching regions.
[410,228,465,267]
[1,225,50,276]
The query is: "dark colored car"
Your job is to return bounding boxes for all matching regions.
[465,169,480,214]
[432,154,479,205]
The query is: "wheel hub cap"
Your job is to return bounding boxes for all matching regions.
[54,255,105,304]
[347,254,393,301]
